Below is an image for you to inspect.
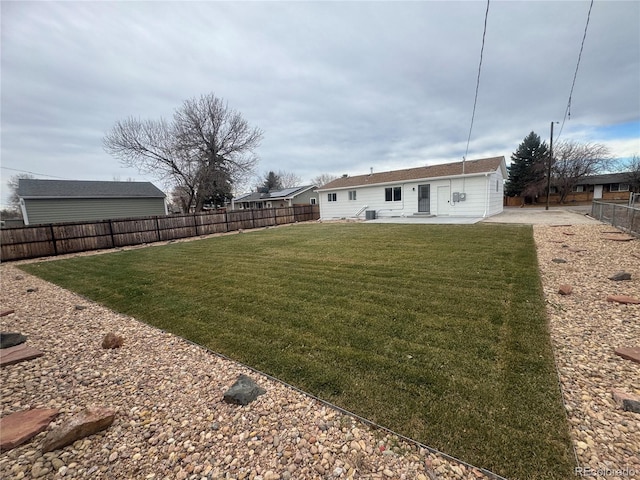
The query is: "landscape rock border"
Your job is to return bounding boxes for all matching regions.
[534,224,639,473]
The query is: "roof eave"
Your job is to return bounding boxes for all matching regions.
[20,195,165,200]
[317,170,498,191]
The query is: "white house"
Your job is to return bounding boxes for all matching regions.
[317,156,507,220]
[231,185,317,210]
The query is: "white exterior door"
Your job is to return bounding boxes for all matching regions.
[594,185,603,199]
[437,186,451,215]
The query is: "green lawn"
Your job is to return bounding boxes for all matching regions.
[20,223,575,479]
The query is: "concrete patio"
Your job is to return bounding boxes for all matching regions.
[365,206,600,225]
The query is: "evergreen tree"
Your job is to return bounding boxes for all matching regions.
[262,171,282,191]
[505,131,549,198]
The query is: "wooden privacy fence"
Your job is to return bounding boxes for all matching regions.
[1,205,320,262]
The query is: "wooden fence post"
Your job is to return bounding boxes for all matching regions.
[108,220,115,247]
[49,225,58,256]
[155,216,161,242]
[193,214,199,236]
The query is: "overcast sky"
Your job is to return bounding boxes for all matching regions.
[1,1,639,207]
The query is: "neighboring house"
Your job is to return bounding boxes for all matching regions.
[18,179,167,225]
[231,185,317,210]
[548,172,634,203]
[317,156,507,220]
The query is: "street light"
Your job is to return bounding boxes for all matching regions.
[545,121,559,210]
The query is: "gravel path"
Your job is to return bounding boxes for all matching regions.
[533,224,639,479]
[1,222,638,480]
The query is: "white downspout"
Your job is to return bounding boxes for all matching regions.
[20,198,29,225]
[483,173,490,218]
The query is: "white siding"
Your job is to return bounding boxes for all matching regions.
[486,170,505,216]
[319,173,503,219]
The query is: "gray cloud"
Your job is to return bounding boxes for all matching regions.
[2,1,638,205]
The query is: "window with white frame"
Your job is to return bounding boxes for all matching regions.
[572,185,585,193]
[348,190,357,201]
[327,193,337,202]
[385,186,401,201]
[310,198,317,205]
[610,183,629,192]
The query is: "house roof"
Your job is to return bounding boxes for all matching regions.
[317,156,506,190]
[233,185,315,203]
[17,179,166,199]
[576,172,632,185]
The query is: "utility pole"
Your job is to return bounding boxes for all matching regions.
[545,121,558,210]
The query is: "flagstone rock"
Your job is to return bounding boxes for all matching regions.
[606,295,640,305]
[0,409,59,452]
[0,332,27,349]
[558,285,573,295]
[603,235,635,242]
[552,258,567,263]
[614,346,640,364]
[612,390,640,414]
[41,406,116,453]
[223,374,266,406]
[0,343,44,367]
[608,271,631,281]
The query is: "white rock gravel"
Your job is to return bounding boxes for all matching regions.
[533,224,640,478]
[1,222,638,480]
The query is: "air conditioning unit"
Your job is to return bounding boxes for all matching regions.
[365,210,377,220]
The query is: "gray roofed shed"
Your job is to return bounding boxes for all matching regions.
[18,180,166,198]
[17,179,167,225]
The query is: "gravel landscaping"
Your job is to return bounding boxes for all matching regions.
[533,224,639,478]
[1,222,638,479]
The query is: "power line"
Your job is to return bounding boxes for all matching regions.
[464,0,491,166]
[555,0,594,143]
[1,166,70,179]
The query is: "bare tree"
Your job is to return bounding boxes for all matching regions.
[169,185,192,213]
[277,170,302,188]
[6,174,34,211]
[104,93,262,212]
[311,173,338,187]
[552,141,613,204]
[620,154,640,193]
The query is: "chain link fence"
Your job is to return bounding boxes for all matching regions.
[591,201,640,237]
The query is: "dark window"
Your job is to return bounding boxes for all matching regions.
[328,193,337,202]
[610,183,629,192]
[385,186,402,202]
